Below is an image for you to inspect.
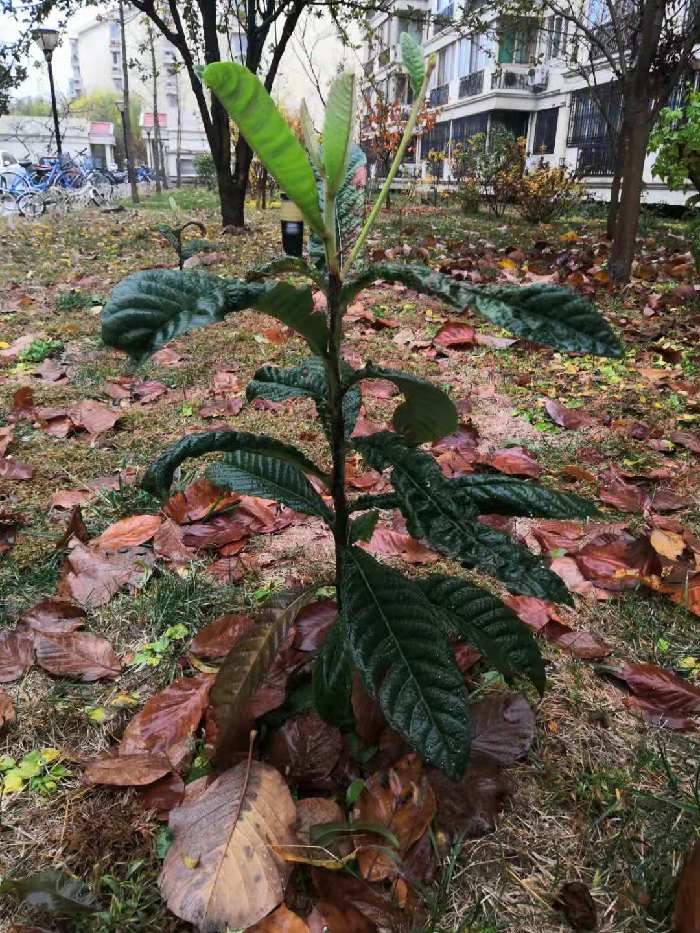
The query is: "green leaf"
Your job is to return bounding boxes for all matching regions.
[0,871,97,916]
[210,590,314,766]
[300,99,322,172]
[207,450,333,522]
[310,144,367,269]
[452,474,599,518]
[349,492,400,513]
[342,547,471,778]
[345,365,458,444]
[349,510,380,543]
[203,62,325,235]
[246,357,360,440]
[323,72,356,196]
[342,263,623,358]
[180,239,221,261]
[246,256,321,285]
[357,433,573,603]
[141,430,327,498]
[312,619,354,729]
[400,32,425,95]
[421,575,546,693]
[101,270,266,362]
[253,282,329,356]
[310,820,399,850]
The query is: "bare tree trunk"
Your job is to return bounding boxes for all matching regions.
[609,108,650,283]
[148,27,162,194]
[606,127,625,240]
[119,0,139,204]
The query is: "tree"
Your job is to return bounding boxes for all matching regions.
[473,0,700,282]
[360,83,436,208]
[0,47,25,117]
[649,90,700,193]
[70,90,145,165]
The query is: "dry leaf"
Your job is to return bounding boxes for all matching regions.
[84,753,172,787]
[649,528,686,561]
[0,686,15,728]
[34,631,122,681]
[674,840,700,933]
[0,628,35,683]
[160,761,297,931]
[91,514,162,551]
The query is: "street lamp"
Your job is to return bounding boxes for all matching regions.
[32,27,62,157]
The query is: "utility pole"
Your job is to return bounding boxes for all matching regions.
[118,0,139,204]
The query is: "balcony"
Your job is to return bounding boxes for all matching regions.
[490,68,529,91]
[459,70,484,98]
[429,83,449,107]
[577,142,616,176]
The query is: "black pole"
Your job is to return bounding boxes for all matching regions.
[46,52,62,156]
[120,111,129,173]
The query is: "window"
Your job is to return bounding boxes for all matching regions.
[533,107,558,153]
[458,37,470,76]
[112,51,120,65]
[469,34,488,71]
[546,15,568,59]
[498,19,537,64]
[398,14,422,43]
[587,0,607,24]
[166,92,178,107]
[433,0,455,34]
[567,81,622,146]
[113,77,123,91]
[436,44,454,85]
[450,112,488,144]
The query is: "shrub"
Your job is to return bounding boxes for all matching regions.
[513,160,584,224]
[101,36,622,782]
[194,151,216,190]
[451,129,523,216]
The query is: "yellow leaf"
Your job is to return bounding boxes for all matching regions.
[86,707,108,722]
[680,656,698,670]
[650,528,685,561]
[111,692,140,708]
[560,230,579,242]
[498,257,517,270]
[188,654,220,674]
[39,748,61,763]
[2,770,25,793]
[182,854,200,870]
[0,341,9,349]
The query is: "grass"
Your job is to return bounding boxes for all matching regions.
[0,190,698,932]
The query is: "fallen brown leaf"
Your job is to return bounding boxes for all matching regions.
[34,631,122,681]
[84,753,172,787]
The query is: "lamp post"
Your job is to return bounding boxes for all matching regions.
[115,97,128,172]
[32,28,62,157]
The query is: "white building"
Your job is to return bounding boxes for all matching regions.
[361,2,695,205]
[67,8,236,180]
[0,115,116,166]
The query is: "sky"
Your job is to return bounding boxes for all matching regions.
[8,4,362,122]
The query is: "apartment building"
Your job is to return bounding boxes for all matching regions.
[361,1,694,204]
[68,8,247,179]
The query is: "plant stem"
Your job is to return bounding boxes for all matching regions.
[345,57,436,273]
[325,270,349,594]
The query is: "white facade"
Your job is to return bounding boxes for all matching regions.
[0,115,116,166]
[361,3,694,205]
[67,9,227,180]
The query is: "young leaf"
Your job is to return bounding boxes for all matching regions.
[421,575,546,693]
[141,430,327,498]
[210,590,314,765]
[309,144,367,269]
[342,263,623,358]
[452,474,599,518]
[400,32,425,95]
[345,365,458,444]
[247,358,360,440]
[202,61,325,235]
[341,547,471,779]
[312,620,354,729]
[101,270,265,362]
[300,98,322,171]
[246,255,321,285]
[357,433,573,603]
[323,72,356,196]
[207,450,333,522]
[254,282,329,356]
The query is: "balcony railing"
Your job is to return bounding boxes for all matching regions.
[577,142,617,176]
[459,70,484,98]
[429,83,449,107]
[378,47,390,67]
[490,68,529,91]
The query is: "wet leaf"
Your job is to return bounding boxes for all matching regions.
[34,631,122,682]
[605,662,700,714]
[138,772,186,818]
[164,479,240,523]
[160,761,297,932]
[428,753,511,838]
[0,687,15,729]
[293,600,338,651]
[433,322,476,349]
[0,871,97,917]
[249,904,310,932]
[57,542,154,608]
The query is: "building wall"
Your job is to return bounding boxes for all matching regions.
[361,3,694,205]
[0,116,115,166]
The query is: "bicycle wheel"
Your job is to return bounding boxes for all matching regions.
[87,170,113,201]
[17,191,45,218]
[0,190,20,215]
[1,171,32,197]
